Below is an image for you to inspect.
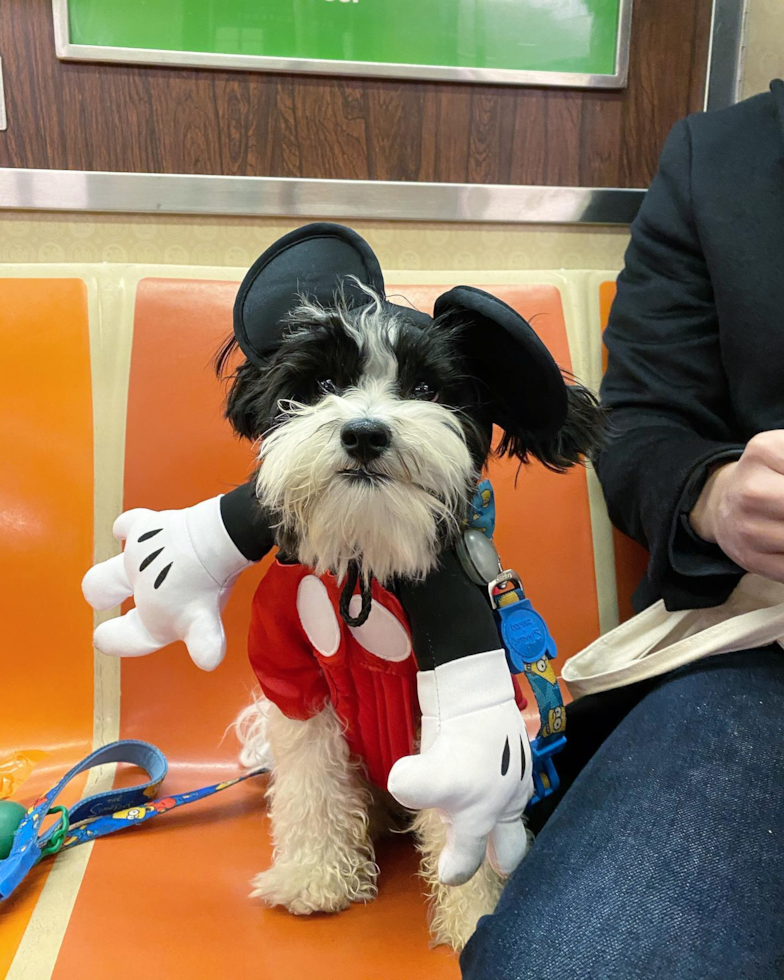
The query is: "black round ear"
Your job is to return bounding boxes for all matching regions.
[233,222,385,366]
[434,285,568,439]
[433,286,603,469]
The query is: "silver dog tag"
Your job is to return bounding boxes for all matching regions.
[455,529,503,586]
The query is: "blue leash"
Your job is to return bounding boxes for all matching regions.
[0,739,267,902]
[468,480,568,807]
[492,575,567,806]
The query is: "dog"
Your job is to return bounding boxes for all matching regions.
[210,223,603,949]
[83,223,602,950]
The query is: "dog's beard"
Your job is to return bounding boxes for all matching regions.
[256,380,476,584]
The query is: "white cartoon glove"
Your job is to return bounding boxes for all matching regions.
[82,496,253,671]
[387,649,534,886]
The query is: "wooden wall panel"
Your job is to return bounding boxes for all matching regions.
[0,0,711,188]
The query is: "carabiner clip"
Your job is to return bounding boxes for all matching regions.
[41,807,70,856]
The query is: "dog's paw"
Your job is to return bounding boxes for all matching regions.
[250,860,377,915]
[427,859,505,951]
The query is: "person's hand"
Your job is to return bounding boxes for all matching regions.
[387,650,534,887]
[82,496,253,670]
[690,432,784,581]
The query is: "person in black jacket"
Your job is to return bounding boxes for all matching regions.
[600,78,784,611]
[461,83,784,979]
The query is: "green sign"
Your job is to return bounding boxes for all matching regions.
[57,0,630,88]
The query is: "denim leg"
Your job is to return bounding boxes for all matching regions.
[461,647,784,980]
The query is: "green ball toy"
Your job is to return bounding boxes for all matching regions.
[0,800,27,859]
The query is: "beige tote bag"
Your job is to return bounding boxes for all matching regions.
[561,573,784,699]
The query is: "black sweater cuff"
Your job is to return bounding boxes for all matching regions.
[668,446,745,579]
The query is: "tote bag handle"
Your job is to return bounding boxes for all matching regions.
[561,574,784,698]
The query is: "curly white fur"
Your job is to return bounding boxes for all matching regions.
[235,692,276,771]
[249,699,379,915]
[236,694,515,947]
[413,807,510,951]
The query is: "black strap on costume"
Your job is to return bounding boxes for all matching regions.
[339,561,374,627]
[393,549,502,671]
[220,481,276,562]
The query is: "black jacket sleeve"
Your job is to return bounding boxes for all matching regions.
[596,118,745,612]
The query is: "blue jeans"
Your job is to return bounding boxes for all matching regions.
[461,647,784,980]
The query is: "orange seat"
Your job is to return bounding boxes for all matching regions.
[599,280,649,622]
[0,279,94,976]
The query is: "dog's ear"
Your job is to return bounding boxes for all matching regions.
[233,222,385,367]
[433,286,604,470]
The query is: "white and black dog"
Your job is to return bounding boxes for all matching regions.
[218,226,600,586]
[84,223,602,950]
[222,286,486,585]
[217,224,602,945]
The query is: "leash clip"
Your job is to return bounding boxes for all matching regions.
[487,569,524,607]
[40,806,70,857]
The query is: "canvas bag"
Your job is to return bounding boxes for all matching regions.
[561,573,784,699]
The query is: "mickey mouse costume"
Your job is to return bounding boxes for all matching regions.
[83,223,598,887]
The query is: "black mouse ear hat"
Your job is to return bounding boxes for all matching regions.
[433,285,604,468]
[233,222,601,466]
[234,223,386,366]
[434,286,567,441]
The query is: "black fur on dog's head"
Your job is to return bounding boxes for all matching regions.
[216,225,604,582]
[216,297,492,466]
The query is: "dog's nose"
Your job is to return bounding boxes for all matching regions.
[341,418,391,463]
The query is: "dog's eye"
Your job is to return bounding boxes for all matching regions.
[319,379,339,395]
[412,381,437,401]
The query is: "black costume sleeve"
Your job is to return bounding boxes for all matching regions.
[220,481,276,562]
[393,550,502,671]
[596,118,745,613]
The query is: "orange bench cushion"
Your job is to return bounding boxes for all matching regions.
[599,279,649,622]
[0,279,94,976]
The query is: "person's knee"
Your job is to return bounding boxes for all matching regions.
[460,902,565,980]
[460,649,784,980]
[460,912,522,980]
